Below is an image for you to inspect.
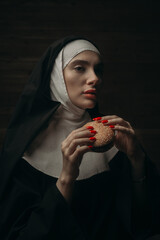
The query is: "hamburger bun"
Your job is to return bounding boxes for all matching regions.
[84,121,115,152]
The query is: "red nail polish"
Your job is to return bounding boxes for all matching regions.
[86,126,94,130]
[90,137,96,141]
[109,125,115,128]
[90,130,97,134]
[88,145,93,148]
[93,117,102,121]
[101,120,108,123]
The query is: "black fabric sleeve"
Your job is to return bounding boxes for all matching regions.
[0,159,86,240]
[146,156,160,237]
[17,185,86,240]
[110,151,160,240]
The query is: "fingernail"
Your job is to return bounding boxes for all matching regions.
[88,145,93,148]
[86,126,94,130]
[101,120,108,123]
[93,117,102,121]
[90,130,97,134]
[109,125,115,128]
[89,137,96,141]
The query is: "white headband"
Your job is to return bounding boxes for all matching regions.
[62,39,100,69]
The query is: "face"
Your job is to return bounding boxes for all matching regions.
[63,50,103,109]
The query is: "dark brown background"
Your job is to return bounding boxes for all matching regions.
[0,0,160,171]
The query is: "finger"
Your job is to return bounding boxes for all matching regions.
[66,137,96,156]
[101,115,119,120]
[65,127,87,142]
[93,115,120,123]
[109,118,130,128]
[102,117,132,128]
[70,145,93,165]
[63,128,96,149]
[113,125,135,135]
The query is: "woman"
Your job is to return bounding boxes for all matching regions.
[0,36,159,240]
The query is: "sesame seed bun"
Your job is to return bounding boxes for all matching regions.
[84,121,115,152]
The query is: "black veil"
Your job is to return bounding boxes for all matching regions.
[0,35,100,199]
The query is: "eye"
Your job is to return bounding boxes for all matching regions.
[74,66,85,72]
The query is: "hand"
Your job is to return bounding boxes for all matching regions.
[101,115,137,157]
[56,126,96,202]
[96,116,145,174]
[60,126,96,182]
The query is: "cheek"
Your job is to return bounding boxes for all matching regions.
[64,76,78,99]
[65,73,82,90]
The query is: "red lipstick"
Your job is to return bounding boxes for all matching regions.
[84,89,96,94]
[83,89,97,100]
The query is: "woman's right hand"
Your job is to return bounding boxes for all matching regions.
[56,126,96,202]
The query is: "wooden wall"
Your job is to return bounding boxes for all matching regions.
[0,0,160,170]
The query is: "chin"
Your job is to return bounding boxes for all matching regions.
[86,104,95,109]
[81,101,96,110]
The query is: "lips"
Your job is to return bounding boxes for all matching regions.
[83,89,97,100]
[84,89,96,94]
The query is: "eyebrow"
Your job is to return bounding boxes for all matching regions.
[69,59,103,67]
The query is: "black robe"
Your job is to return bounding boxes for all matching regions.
[0,36,160,240]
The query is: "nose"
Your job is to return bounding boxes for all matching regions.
[87,69,101,86]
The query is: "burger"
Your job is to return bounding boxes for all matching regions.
[84,121,115,152]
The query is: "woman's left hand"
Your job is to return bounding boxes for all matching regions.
[96,116,145,175]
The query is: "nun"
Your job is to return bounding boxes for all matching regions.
[0,36,159,240]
